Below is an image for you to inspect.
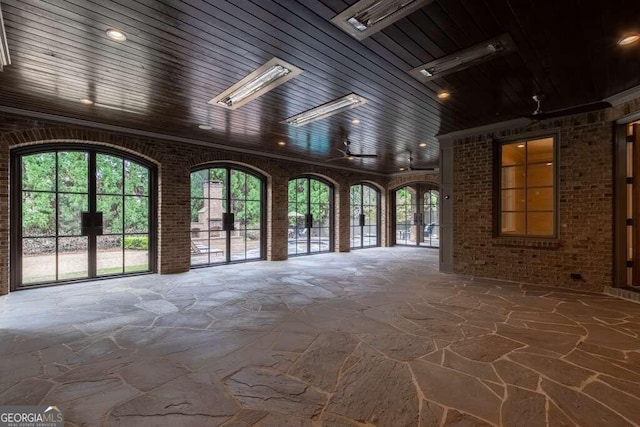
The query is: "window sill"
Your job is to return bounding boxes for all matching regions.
[492,237,560,249]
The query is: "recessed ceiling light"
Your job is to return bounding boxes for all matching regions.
[351,118,360,124]
[546,162,552,166]
[348,156,355,160]
[618,33,640,46]
[399,167,406,171]
[410,34,515,82]
[437,91,450,99]
[278,141,286,146]
[419,142,427,147]
[106,28,127,41]
[517,144,525,148]
[198,124,212,130]
[332,0,434,40]
[284,93,367,126]
[209,57,302,110]
[80,98,94,105]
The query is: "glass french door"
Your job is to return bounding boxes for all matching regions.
[421,189,440,248]
[13,148,153,288]
[350,184,380,249]
[288,177,333,256]
[190,165,264,267]
[395,186,417,245]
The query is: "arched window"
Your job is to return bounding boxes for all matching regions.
[350,183,380,249]
[12,146,155,289]
[190,165,265,266]
[288,177,334,256]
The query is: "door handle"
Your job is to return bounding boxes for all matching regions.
[222,212,235,231]
[81,212,103,236]
[359,214,366,227]
[81,212,91,236]
[95,212,103,236]
[305,214,313,229]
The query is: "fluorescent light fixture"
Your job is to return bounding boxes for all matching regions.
[0,3,11,71]
[410,34,515,82]
[198,124,212,130]
[209,57,302,110]
[332,0,434,40]
[283,94,367,127]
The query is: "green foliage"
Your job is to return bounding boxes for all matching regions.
[21,151,150,238]
[123,235,148,250]
[190,168,262,230]
[287,178,331,228]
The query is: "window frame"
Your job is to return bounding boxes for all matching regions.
[494,133,559,239]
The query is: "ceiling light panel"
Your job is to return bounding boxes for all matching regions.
[209,57,302,110]
[409,34,515,82]
[283,94,367,127]
[332,0,434,41]
[0,3,11,71]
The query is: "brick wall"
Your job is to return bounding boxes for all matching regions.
[452,111,614,291]
[0,112,395,294]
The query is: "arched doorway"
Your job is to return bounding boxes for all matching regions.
[350,183,380,249]
[393,183,439,247]
[288,176,334,256]
[190,165,265,266]
[12,146,155,289]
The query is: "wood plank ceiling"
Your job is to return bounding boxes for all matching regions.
[0,0,638,173]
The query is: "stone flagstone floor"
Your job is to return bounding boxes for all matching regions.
[1,247,640,426]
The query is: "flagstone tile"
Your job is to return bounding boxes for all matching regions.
[542,379,633,427]
[226,367,325,416]
[508,352,594,387]
[501,386,546,427]
[449,334,524,362]
[410,360,501,424]
[328,347,419,426]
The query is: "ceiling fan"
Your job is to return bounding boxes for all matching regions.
[328,137,378,161]
[524,92,611,122]
[400,151,437,171]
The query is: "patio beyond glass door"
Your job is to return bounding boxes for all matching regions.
[350,184,380,249]
[14,148,153,288]
[190,166,264,267]
[288,177,333,255]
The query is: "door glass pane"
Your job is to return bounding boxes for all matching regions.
[502,189,526,212]
[230,170,246,200]
[22,153,55,191]
[209,168,227,195]
[125,160,149,196]
[125,234,149,272]
[22,192,56,237]
[97,235,123,276]
[58,193,87,236]
[22,238,56,284]
[502,143,526,166]
[98,195,123,234]
[96,154,123,194]
[125,196,148,233]
[58,152,89,193]
[502,166,525,189]
[58,237,88,280]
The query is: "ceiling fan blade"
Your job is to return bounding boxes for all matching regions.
[351,153,378,158]
[527,101,611,120]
